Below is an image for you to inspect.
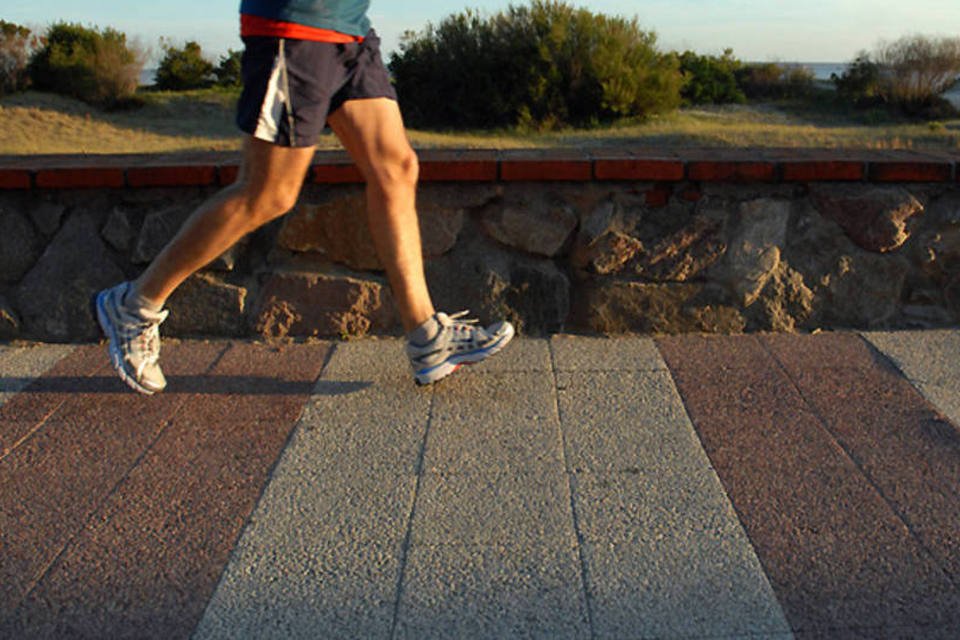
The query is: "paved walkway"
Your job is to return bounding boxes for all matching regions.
[1,331,958,639]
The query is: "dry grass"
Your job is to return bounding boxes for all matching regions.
[1,89,959,155]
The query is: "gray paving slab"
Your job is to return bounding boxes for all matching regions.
[394,543,591,640]
[558,352,793,638]
[863,330,960,425]
[550,334,666,371]
[556,371,696,474]
[411,471,576,547]
[194,340,427,640]
[0,344,75,407]
[424,371,564,474]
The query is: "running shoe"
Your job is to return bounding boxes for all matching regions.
[406,311,515,385]
[95,282,169,395]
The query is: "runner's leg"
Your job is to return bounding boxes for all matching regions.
[327,97,435,332]
[133,136,315,305]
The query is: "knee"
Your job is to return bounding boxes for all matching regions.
[242,181,301,226]
[369,146,419,192]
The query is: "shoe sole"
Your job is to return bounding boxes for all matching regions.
[414,323,515,386]
[95,290,160,396]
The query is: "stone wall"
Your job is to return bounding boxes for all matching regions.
[1,149,958,341]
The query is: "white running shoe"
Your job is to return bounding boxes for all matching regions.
[406,311,515,385]
[95,282,169,395]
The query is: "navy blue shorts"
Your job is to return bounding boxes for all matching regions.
[236,30,397,147]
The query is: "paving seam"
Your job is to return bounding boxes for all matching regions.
[187,341,338,637]
[548,340,597,640]
[388,387,435,640]
[0,348,96,464]
[759,335,960,594]
[859,330,960,431]
[11,342,233,620]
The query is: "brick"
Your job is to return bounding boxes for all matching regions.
[868,161,953,182]
[312,162,364,183]
[419,160,497,182]
[217,164,240,185]
[687,161,776,182]
[500,159,592,181]
[594,158,684,181]
[35,167,124,189]
[127,165,217,188]
[0,169,32,189]
[781,160,865,182]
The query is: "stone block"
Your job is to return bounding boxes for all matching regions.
[30,201,67,236]
[133,202,239,270]
[16,215,125,341]
[277,186,470,271]
[811,184,924,253]
[0,208,41,283]
[480,187,578,257]
[165,272,247,337]
[252,266,398,338]
[570,277,745,334]
[426,230,570,334]
[713,198,791,307]
[100,207,136,253]
[0,295,19,339]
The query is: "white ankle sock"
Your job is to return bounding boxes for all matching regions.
[407,314,441,346]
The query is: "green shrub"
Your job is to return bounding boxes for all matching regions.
[27,22,143,106]
[389,0,682,129]
[676,49,745,105]
[155,40,214,90]
[214,49,242,87]
[831,53,884,107]
[735,62,814,100]
[0,20,38,96]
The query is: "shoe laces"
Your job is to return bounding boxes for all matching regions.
[122,310,167,364]
[443,310,484,339]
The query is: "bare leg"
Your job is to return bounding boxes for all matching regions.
[134,137,316,305]
[326,98,435,333]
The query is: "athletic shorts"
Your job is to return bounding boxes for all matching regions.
[236,30,397,147]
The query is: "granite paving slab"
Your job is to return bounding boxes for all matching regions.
[659,333,960,638]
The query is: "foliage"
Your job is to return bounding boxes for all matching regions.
[0,20,39,96]
[874,34,960,116]
[389,0,682,129]
[831,53,884,108]
[155,40,214,90]
[832,36,960,118]
[735,62,815,100]
[214,49,243,87]
[27,22,144,107]
[676,49,745,105]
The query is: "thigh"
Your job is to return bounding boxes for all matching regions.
[237,136,316,206]
[326,97,414,179]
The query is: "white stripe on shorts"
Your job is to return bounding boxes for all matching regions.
[254,40,290,143]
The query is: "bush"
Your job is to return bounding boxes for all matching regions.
[735,62,815,100]
[676,49,745,105]
[0,20,38,96]
[875,34,960,116]
[27,22,144,106]
[214,49,242,87]
[831,53,884,108]
[155,40,214,90]
[389,0,682,129]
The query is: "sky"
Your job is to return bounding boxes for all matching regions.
[4,0,960,65]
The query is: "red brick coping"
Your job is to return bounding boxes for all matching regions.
[0,148,958,190]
